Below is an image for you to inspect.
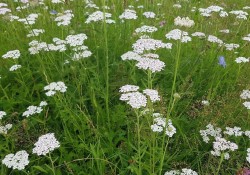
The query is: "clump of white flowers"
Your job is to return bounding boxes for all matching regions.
[136,58,166,73]
[174,16,195,27]
[164,168,198,175]
[219,29,230,34]
[33,133,60,156]
[119,85,161,109]
[2,150,29,170]
[132,37,172,54]
[85,11,115,24]
[243,101,250,109]
[0,3,11,15]
[247,148,250,163]
[200,124,222,143]
[2,50,20,59]
[151,114,176,137]
[143,11,156,18]
[235,57,249,63]
[243,34,250,42]
[191,32,206,38]
[135,25,158,34]
[240,89,250,110]
[119,9,138,20]
[201,100,210,106]
[211,137,238,160]
[240,89,250,99]
[224,43,239,51]
[229,10,248,20]
[18,13,39,25]
[22,101,48,117]
[207,35,224,45]
[199,5,225,17]
[165,29,192,43]
[55,10,74,26]
[0,111,7,119]
[223,127,243,136]
[44,81,67,96]
[121,51,142,61]
[66,33,88,47]
[0,123,13,134]
[9,64,21,71]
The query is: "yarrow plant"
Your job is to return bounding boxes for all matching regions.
[32,133,60,156]
[44,81,67,96]
[2,150,29,170]
[164,168,198,175]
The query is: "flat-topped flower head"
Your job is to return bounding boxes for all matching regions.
[65,33,88,47]
[0,111,6,119]
[135,25,158,34]
[85,11,112,23]
[44,81,67,96]
[174,16,195,27]
[165,29,191,43]
[33,133,60,156]
[143,11,155,18]
[119,85,140,93]
[235,57,249,63]
[136,58,165,73]
[2,150,29,170]
[119,9,137,20]
[2,50,20,59]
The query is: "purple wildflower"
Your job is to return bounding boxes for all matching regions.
[218,56,226,68]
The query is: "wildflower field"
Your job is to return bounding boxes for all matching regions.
[0,0,250,174]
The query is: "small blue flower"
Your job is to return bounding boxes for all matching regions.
[50,10,58,15]
[218,56,226,68]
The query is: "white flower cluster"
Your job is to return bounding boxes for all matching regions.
[119,85,161,109]
[132,38,172,54]
[18,13,39,25]
[247,148,250,163]
[211,137,238,159]
[240,89,250,110]
[121,51,142,61]
[243,34,250,42]
[0,4,11,15]
[119,85,139,93]
[44,81,67,96]
[224,43,239,51]
[143,11,156,18]
[85,0,99,9]
[52,0,64,3]
[32,133,60,156]
[166,29,192,43]
[245,131,250,138]
[201,100,209,106]
[174,16,195,28]
[0,111,12,134]
[119,9,138,20]
[2,150,29,170]
[9,64,22,71]
[85,11,115,24]
[55,10,74,26]
[151,115,176,137]
[219,29,230,34]
[200,124,222,143]
[65,33,92,60]
[235,57,249,63]
[136,58,165,73]
[229,10,248,20]
[173,4,182,9]
[2,50,20,59]
[22,101,47,117]
[0,111,6,119]
[28,39,66,54]
[223,127,243,136]
[243,101,250,109]
[207,35,223,45]
[164,168,198,175]
[199,5,227,17]
[143,89,160,102]
[0,123,12,134]
[135,25,158,34]
[191,32,206,38]
[27,29,45,37]
[240,89,250,99]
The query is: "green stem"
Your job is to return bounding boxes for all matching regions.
[135,110,141,175]
[216,153,224,175]
[48,153,56,175]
